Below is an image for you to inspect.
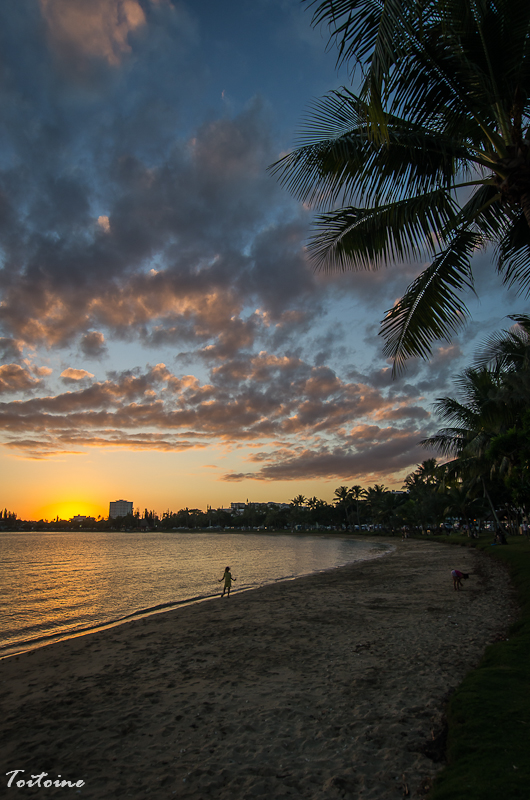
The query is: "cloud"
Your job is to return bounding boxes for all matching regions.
[223,428,426,485]
[0,358,433,490]
[38,0,146,67]
[60,368,95,382]
[3,432,202,460]
[0,98,318,355]
[0,338,23,363]
[347,340,467,401]
[0,364,41,394]
[33,366,54,377]
[80,331,108,358]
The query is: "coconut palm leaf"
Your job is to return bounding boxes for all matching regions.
[306,0,420,75]
[496,213,530,293]
[270,91,479,208]
[307,189,458,271]
[449,183,503,239]
[380,230,481,370]
[474,315,530,372]
[421,429,470,458]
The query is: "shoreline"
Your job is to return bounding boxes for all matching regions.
[0,535,392,661]
[0,539,515,799]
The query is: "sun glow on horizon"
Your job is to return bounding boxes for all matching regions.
[36,500,108,522]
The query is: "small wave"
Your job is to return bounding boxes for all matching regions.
[0,591,220,659]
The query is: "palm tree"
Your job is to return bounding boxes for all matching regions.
[474,316,530,511]
[272,0,530,371]
[290,494,308,527]
[422,366,519,531]
[349,484,364,529]
[422,367,506,461]
[333,485,352,526]
[307,496,330,527]
[363,484,388,528]
[290,494,307,507]
[402,460,445,532]
[442,481,489,535]
[415,458,440,487]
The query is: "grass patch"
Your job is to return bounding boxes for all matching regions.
[423,534,530,800]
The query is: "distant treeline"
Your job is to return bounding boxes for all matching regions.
[2,453,528,536]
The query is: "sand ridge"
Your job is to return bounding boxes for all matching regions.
[0,538,515,799]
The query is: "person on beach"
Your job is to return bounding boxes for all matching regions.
[451,569,469,591]
[219,566,236,598]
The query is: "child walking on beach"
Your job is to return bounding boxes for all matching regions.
[219,566,236,598]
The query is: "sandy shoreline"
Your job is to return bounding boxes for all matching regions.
[0,539,515,799]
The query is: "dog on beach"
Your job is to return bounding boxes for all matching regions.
[451,569,469,591]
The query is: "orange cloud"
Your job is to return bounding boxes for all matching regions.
[39,0,146,67]
[97,215,111,232]
[61,368,95,381]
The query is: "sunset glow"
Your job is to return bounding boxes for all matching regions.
[37,501,107,523]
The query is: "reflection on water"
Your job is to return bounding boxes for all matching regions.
[0,531,390,657]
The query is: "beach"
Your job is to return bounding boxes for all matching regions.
[0,539,515,799]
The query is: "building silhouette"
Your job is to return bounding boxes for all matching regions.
[109,499,133,519]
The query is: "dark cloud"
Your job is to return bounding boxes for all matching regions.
[0,90,318,357]
[80,330,108,358]
[347,341,467,401]
[244,218,317,316]
[4,432,202,460]
[0,338,23,362]
[223,429,427,484]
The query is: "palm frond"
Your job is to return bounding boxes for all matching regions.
[445,0,530,115]
[496,212,530,293]
[306,0,530,147]
[421,429,470,458]
[306,189,458,271]
[305,0,423,76]
[280,1,530,374]
[474,316,530,371]
[450,183,503,239]
[508,313,530,332]
[269,90,477,208]
[431,395,479,428]
[380,230,481,372]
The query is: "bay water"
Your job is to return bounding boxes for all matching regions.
[0,531,390,658]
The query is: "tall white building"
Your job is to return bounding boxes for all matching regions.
[109,499,133,518]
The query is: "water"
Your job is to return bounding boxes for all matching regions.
[0,531,390,658]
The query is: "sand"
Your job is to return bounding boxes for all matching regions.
[0,538,516,799]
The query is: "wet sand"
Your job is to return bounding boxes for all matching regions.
[0,538,515,799]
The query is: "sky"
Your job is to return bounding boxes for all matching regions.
[0,0,523,521]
